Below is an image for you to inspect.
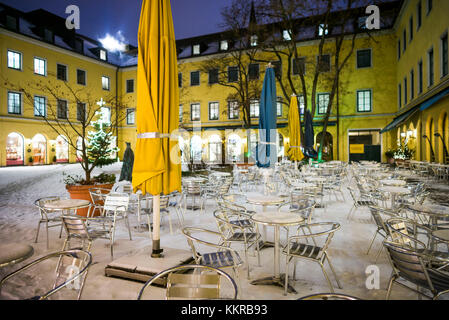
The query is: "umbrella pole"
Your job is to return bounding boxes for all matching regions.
[151,194,163,258]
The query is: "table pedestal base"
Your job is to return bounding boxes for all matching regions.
[250,274,297,294]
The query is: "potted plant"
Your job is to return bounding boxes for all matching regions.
[393,143,414,168]
[63,118,120,216]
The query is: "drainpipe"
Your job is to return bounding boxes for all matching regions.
[115,66,119,160]
[336,74,340,160]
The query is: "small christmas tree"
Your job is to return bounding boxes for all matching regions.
[86,118,119,168]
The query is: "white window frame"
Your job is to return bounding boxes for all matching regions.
[102,76,110,91]
[318,24,329,36]
[7,91,22,115]
[220,40,228,51]
[227,66,238,83]
[208,102,219,120]
[250,99,260,118]
[33,57,47,76]
[57,99,69,120]
[34,95,46,117]
[191,103,201,121]
[100,49,107,61]
[126,79,135,93]
[356,89,372,113]
[299,95,305,115]
[76,102,87,122]
[228,101,239,120]
[7,50,22,70]
[317,93,330,115]
[250,35,258,47]
[283,30,292,41]
[192,44,200,55]
[276,98,283,117]
[292,57,306,75]
[126,108,135,125]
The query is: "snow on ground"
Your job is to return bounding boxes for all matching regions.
[0,163,444,300]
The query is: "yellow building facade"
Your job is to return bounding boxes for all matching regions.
[1,0,447,168]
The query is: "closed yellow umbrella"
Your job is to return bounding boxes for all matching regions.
[132,0,181,258]
[287,95,304,161]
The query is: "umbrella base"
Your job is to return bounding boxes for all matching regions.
[250,274,297,294]
[151,240,163,258]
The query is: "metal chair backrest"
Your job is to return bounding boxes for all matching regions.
[383,241,430,285]
[104,193,129,212]
[34,196,61,219]
[0,249,92,300]
[137,265,238,300]
[186,182,201,195]
[293,222,341,257]
[61,215,91,240]
[159,195,170,210]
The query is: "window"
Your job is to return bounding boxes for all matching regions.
[77,69,86,85]
[126,79,134,93]
[228,101,239,119]
[418,60,423,94]
[126,108,135,125]
[179,104,183,122]
[34,96,46,117]
[100,49,107,61]
[57,100,68,119]
[276,98,283,117]
[283,30,292,41]
[250,35,258,47]
[220,40,228,51]
[193,44,200,55]
[299,95,305,115]
[409,17,413,42]
[357,49,371,68]
[102,76,110,90]
[441,33,448,78]
[427,0,432,15]
[317,93,329,114]
[7,92,21,114]
[318,24,329,36]
[228,66,238,82]
[248,63,259,80]
[358,16,367,30]
[44,28,54,43]
[190,71,200,86]
[6,15,18,30]
[404,77,408,105]
[428,48,434,87]
[208,69,219,84]
[34,57,46,76]
[398,40,401,60]
[357,90,372,112]
[398,84,402,108]
[318,54,331,72]
[250,100,259,118]
[77,102,86,121]
[410,69,415,100]
[417,1,422,30]
[7,50,21,70]
[209,102,219,120]
[293,57,305,75]
[57,64,67,81]
[191,103,200,121]
[403,30,407,52]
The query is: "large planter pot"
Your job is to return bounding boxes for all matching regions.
[387,157,395,165]
[66,183,114,217]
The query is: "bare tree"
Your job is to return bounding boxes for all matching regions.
[3,75,131,183]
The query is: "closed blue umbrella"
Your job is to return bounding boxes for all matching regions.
[303,109,318,159]
[256,66,277,168]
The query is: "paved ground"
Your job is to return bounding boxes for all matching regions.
[0,163,447,300]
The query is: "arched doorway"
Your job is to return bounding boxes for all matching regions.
[426,118,435,162]
[55,135,69,163]
[6,132,24,166]
[208,134,222,164]
[316,131,333,161]
[32,134,47,165]
[227,134,243,163]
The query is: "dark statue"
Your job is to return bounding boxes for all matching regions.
[119,142,134,182]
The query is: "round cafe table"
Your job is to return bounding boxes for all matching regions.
[44,199,92,216]
[246,195,287,249]
[183,177,206,183]
[250,211,304,293]
[380,179,407,187]
[379,186,410,209]
[0,243,34,268]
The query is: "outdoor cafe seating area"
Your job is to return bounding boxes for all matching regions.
[1,159,449,300]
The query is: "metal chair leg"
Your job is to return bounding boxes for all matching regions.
[34,221,41,243]
[366,231,378,255]
[326,255,342,289]
[385,274,397,300]
[320,262,335,293]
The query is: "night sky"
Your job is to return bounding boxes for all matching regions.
[0,0,234,45]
